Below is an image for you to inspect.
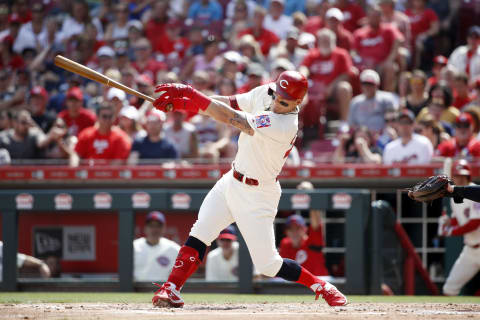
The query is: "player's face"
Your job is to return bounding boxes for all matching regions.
[144,220,164,240]
[271,92,299,114]
[217,239,233,250]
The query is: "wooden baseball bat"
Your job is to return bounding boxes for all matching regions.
[54,55,174,110]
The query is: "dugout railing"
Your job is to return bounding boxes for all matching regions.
[0,188,372,294]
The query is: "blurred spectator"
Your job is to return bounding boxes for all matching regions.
[144,0,169,54]
[237,34,265,64]
[333,126,382,163]
[383,109,433,164]
[28,86,56,133]
[158,19,190,68]
[0,109,51,160]
[238,63,266,93]
[164,110,199,159]
[353,4,403,92]
[348,69,398,132]
[379,0,411,51]
[452,72,474,110]
[437,113,480,158]
[224,0,250,42]
[95,46,116,74]
[417,82,459,127]
[106,88,127,120]
[376,109,399,151]
[71,104,131,166]
[0,241,51,280]
[13,2,49,54]
[132,38,166,82]
[128,0,153,21]
[428,55,448,88]
[300,28,353,122]
[118,105,146,141]
[134,211,180,281]
[404,70,429,116]
[334,0,366,33]
[466,79,480,109]
[0,109,12,131]
[181,36,221,81]
[269,27,307,68]
[264,0,293,40]
[226,0,256,21]
[324,8,353,52]
[448,27,480,84]
[205,226,239,281]
[104,3,130,44]
[1,28,25,73]
[405,0,439,69]
[134,74,155,108]
[58,87,96,137]
[279,181,329,276]
[128,109,178,164]
[58,0,103,45]
[219,51,244,88]
[44,118,77,161]
[188,0,223,25]
[415,114,447,149]
[303,0,330,35]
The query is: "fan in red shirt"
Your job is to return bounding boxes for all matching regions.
[58,87,96,137]
[132,38,167,83]
[279,198,329,277]
[144,0,169,54]
[353,5,403,92]
[72,104,131,166]
[237,6,279,56]
[335,0,366,33]
[157,19,190,68]
[437,113,480,158]
[300,28,353,127]
[427,55,447,88]
[303,0,329,35]
[405,0,439,68]
[452,72,475,110]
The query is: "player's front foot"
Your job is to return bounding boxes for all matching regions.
[152,282,184,308]
[314,282,348,306]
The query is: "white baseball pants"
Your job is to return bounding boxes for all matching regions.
[443,245,480,295]
[190,169,284,277]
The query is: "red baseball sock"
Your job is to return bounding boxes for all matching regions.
[166,245,200,290]
[296,267,324,290]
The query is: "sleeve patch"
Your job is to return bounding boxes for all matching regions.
[255,115,271,128]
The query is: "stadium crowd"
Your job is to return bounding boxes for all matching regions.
[0,0,480,165]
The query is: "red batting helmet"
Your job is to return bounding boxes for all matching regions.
[269,71,308,101]
[452,159,471,177]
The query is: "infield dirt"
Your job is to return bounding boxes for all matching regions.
[2,302,480,320]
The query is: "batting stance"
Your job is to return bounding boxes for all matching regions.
[439,159,480,295]
[151,71,347,308]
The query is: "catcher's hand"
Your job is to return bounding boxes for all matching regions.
[406,174,453,203]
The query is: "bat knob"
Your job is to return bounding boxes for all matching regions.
[166,103,173,112]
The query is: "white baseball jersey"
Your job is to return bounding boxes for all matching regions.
[235,84,298,181]
[382,134,433,165]
[0,241,26,281]
[189,84,300,277]
[133,237,180,281]
[450,183,480,247]
[205,241,239,281]
[164,122,196,157]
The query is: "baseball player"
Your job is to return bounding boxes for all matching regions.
[151,71,347,308]
[439,159,480,295]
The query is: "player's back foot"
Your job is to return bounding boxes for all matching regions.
[152,282,184,308]
[314,282,348,307]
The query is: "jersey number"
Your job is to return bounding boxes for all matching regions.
[284,134,297,159]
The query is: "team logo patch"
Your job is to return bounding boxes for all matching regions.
[157,256,170,267]
[255,115,271,128]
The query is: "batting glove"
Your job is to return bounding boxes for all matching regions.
[154,83,211,113]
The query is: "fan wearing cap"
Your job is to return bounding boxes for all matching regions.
[279,182,329,277]
[12,2,48,54]
[128,109,178,164]
[448,26,480,82]
[437,113,480,158]
[299,28,353,122]
[269,26,307,68]
[132,38,167,83]
[383,109,433,164]
[438,159,480,296]
[118,105,146,141]
[28,86,56,133]
[352,4,404,92]
[134,211,181,281]
[205,225,240,281]
[427,55,447,87]
[263,0,293,40]
[58,87,97,137]
[348,69,399,132]
[324,8,353,52]
[71,103,131,166]
[237,6,280,56]
[152,71,347,308]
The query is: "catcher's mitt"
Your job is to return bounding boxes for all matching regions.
[406,175,453,203]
